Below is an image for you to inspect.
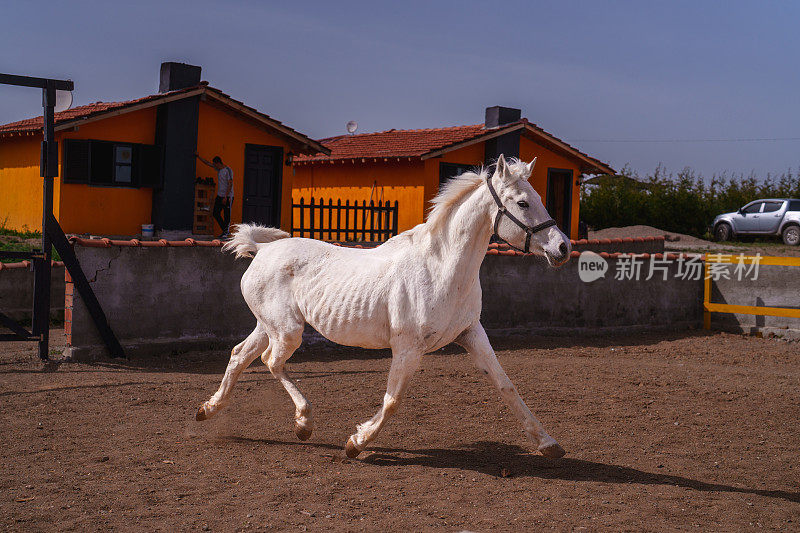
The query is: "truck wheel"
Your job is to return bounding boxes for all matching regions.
[782,225,800,246]
[714,223,732,242]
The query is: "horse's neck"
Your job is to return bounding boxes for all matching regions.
[423,186,493,282]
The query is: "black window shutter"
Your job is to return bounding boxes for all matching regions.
[62,139,90,183]
[137,144,163,188]
[89,141,114,185]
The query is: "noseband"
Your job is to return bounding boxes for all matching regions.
[486,172,557,254]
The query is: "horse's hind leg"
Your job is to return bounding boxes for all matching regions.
[262,331,314,441]
[345,347,422,458]
[196,325,269,421]
[456,322,565,458]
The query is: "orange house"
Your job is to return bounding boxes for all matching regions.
[293,107,613,239]
[0,62,328,236]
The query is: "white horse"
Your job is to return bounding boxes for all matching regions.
[196,154,571,459]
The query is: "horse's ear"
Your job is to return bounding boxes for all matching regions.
[526,157,537,175]
[496,154,508,178]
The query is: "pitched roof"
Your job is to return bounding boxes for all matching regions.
[299,124,486,161]
[0,84,329,155]
[294,119,614,174]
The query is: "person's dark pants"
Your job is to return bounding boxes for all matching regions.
[213,196,231,235]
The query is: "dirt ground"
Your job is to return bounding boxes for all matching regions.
[1,330,798,532]
[589,225,800,257]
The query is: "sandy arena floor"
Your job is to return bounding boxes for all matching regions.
[1,330,798,531]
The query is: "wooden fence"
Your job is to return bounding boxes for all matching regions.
[292,197,399,242]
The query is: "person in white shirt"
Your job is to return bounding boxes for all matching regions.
[197,153,234,238]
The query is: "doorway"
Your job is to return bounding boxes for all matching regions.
[546,168,573,238]
[242,144,282,227]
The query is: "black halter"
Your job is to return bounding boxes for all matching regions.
[486,172,557,254]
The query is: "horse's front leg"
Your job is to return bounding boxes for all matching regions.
[455,322,565,458]
[345,347,422,458]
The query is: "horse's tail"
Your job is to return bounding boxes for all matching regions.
[222,223,291,259]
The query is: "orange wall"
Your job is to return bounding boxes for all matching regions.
[0,135,59,232]
[519,136,581,238]
[0,109,156,235]
[55,108,157,235]
[197,101,296,232]
[291,137,583,240]
[292,160,426,234]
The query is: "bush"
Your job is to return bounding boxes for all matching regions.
[580,165,800,238]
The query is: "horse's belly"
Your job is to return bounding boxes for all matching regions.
[312,319,391,349]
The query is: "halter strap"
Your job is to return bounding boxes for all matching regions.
[486,172,557,254]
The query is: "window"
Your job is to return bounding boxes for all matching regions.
[62,139,162,188]
[741,202,763,214]
[789,200,800,212]
[762,201,783,213]
[114,144,133,184]
[439,163,475,187]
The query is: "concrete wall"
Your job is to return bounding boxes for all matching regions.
[0,264,65,322]
[65,243,707,360]
[65,245,251,360]
[480,255,702,334]
[709,265,800,338]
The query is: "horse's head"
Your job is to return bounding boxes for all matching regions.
[489,154,571,266]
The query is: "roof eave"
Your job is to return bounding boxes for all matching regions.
[293,155,422,164]
[51,87,205,133]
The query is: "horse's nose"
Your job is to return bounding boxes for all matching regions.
[558,242,568,257]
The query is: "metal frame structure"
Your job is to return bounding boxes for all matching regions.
[703,254,800,329]
[0,73,123,360]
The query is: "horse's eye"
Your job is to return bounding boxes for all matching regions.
[517,201,529,209]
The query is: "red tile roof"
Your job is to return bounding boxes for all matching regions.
[0,84,329,154]
[294,120,615,174]
[295,124,486,162]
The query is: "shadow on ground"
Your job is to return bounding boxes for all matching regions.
[222,437,799,505]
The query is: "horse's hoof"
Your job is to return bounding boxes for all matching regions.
[344,436,361,459]
[539,442,566,458]
[195,403,209,421]
[294,422,312,441]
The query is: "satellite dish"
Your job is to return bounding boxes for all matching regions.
[346,120,358,134]
[54,89,73,113]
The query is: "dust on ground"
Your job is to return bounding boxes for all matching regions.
[1,329,797,531]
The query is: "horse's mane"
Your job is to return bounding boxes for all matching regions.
[426,158,530,232]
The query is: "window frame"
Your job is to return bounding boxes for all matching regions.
[61,138,162,189]
[761,201,784,213]
[741,201,764,215]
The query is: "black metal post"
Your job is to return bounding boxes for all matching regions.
[32,81,57,359]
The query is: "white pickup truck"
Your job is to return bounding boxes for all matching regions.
[712,198,800,245]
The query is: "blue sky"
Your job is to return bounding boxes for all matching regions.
[2,1,798,177]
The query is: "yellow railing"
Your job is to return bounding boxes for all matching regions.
[703,254,800,329]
